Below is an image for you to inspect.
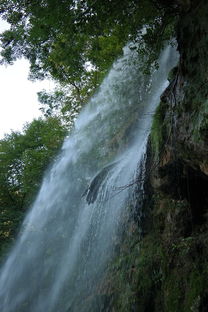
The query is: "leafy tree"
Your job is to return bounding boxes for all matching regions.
[0,117,67,209]
[0,0,176,83]
[0,117,67,259]
[0,0,178,122]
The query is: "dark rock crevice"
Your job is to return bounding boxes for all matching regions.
[180,166,208,226]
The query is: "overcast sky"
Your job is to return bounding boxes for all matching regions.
[0,19,55,139]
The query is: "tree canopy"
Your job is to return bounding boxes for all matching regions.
[0,0,179,127]
[0,0,177,83]
[0,117,67,259]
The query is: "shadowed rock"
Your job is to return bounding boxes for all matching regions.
[82,161,119,204]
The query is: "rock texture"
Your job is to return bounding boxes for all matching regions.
[133,0,208,310]
[103,1,208,311]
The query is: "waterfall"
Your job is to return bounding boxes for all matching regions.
[0,45,178,312]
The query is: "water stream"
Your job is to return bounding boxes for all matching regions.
[0,45,178,312]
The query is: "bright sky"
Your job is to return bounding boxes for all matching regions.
[0,19,55,139]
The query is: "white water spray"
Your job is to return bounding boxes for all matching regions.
[0,46,178,312]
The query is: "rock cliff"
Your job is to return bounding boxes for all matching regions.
[105,1,208,311]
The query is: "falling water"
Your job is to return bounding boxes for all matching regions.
[0,45,178,312]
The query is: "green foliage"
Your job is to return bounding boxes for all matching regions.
[0,208,23,262]
[151,101,167,159]
[0,117,67,259]
[38,77,96,128]
[0,117,67,208]
[0,0,176,82]
[0,0,177,126]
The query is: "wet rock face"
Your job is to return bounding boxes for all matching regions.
[134,1,208,311]
[156,0,208,177]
